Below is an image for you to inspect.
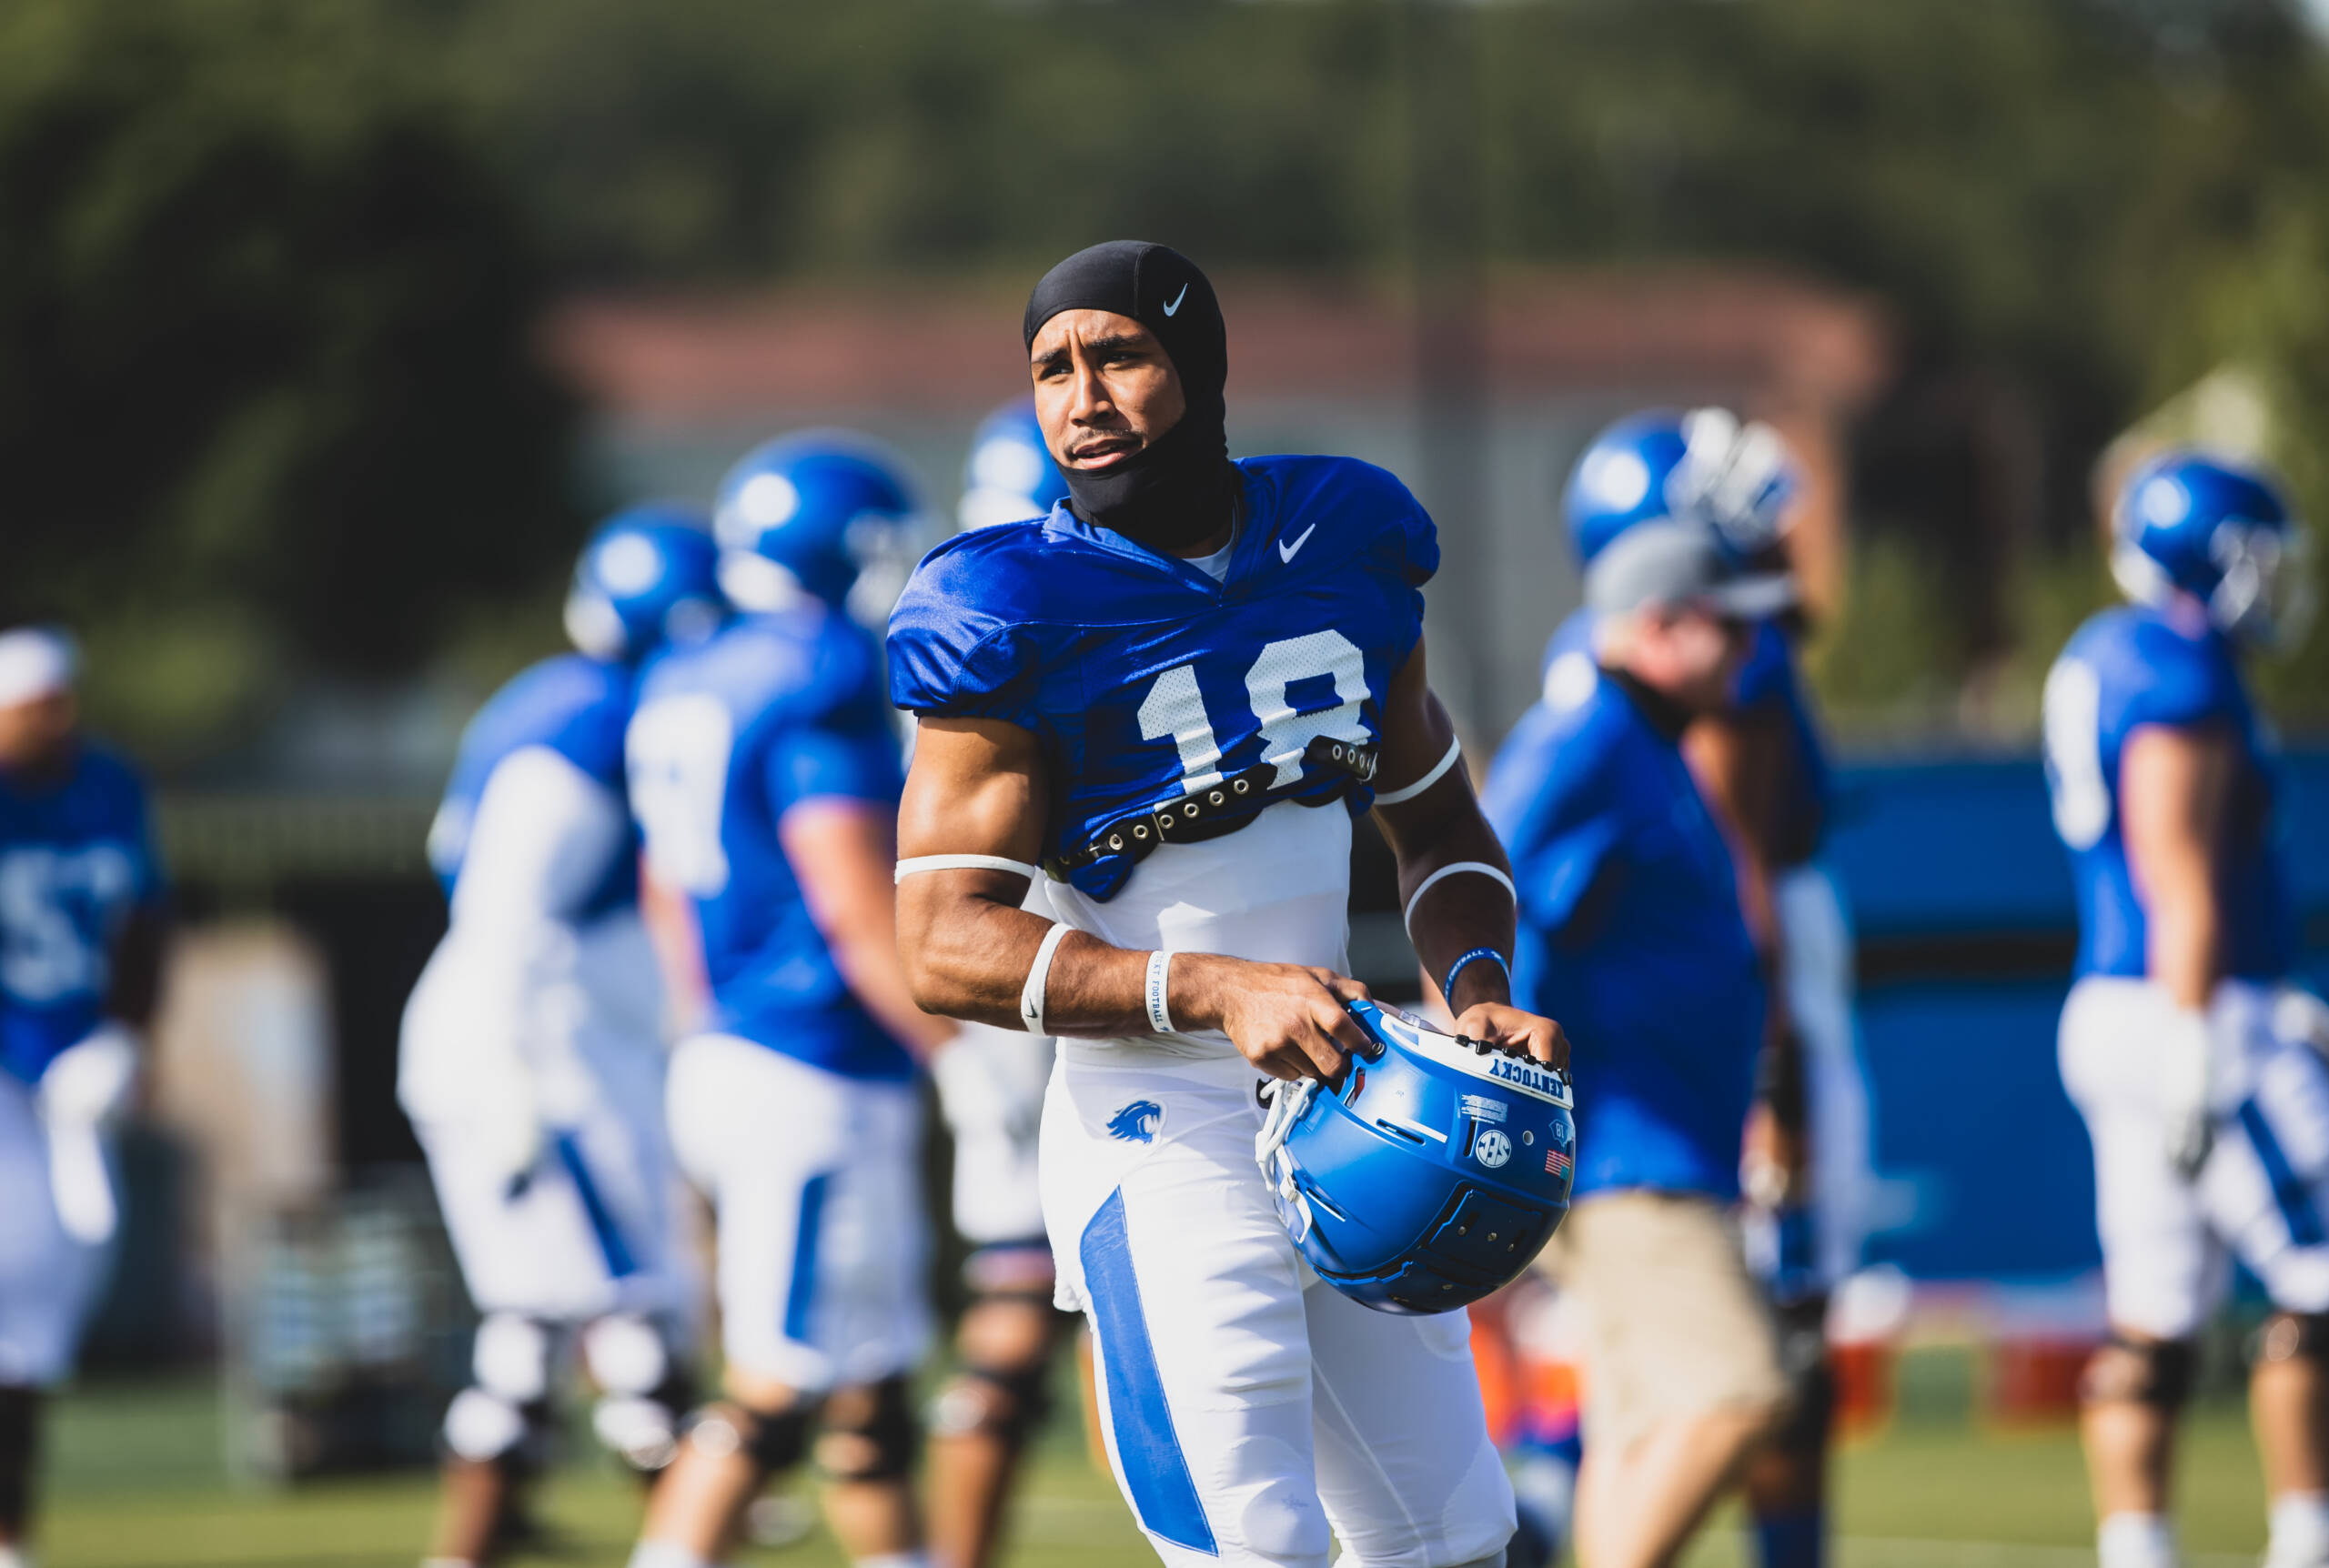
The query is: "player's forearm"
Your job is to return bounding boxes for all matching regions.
[903,881,1143,1035]
[902,883,1300,1040]
[2146,859,2223,1013]
[1380,797,1517,1014]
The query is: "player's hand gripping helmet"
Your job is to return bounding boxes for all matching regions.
[562,503,724,663]
[958,397,1070,533]
[1564,407,1800,567]
[1255,999,1576,1315]
[2111,449,2315,648]
[713,430,926,628]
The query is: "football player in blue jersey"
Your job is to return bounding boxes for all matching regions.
[2043,450,2328,1568]
[623,432,955,1568]
[401,508,723,1568]
[923,397,1083,1568]
[0,628,167,1568]
[1530,408,1872,1568]
[890,241,1565,1568]
[1484,520,1799,1568]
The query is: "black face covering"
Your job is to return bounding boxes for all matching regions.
[1023,240,1235,552]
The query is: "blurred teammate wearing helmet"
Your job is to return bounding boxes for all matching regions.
[402,507,723,1568]
[624,432,954,1568]
[1483,511,1798,1568]
[0,628,166,1568]
[1525,407,1871,1568]
[890,240,1562,1568]
[923,397,1081,1568]
[2043,450,2325,1568]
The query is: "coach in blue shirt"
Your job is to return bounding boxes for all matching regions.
[1484,522,1794,1568]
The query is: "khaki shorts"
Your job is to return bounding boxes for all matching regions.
[1540,1190,1790,1453]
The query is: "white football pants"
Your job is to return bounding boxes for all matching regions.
[2061,977,2329,1340]
[0,1070,112,1386]
[666,1032,931,1392]
[1042,1046,1516,1568]
[404,917,690,1323]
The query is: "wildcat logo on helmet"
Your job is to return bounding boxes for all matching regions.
[1107,1100,1163,1144]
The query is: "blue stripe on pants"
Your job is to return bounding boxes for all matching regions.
[2239,1099,2327,1247]
[552,1132,638,1279]
[1080,1188,1217,1555]
[783,1171,832,1344]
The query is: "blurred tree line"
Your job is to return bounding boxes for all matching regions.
[4,0,2326,761]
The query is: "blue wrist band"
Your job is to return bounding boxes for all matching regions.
[1442,947,1508,1005]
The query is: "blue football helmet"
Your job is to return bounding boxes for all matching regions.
[2112,449,2314,647]
[958,397,1070,532]
[1563,407,1800,567]
[562,503,723,662]
[1255,999,1576,1315]
[712,430,927,626]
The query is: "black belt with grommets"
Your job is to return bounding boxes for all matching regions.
[1047,736,1380,878]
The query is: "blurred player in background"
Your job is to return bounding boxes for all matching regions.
[0,627,166,1568]
[2043,450,2329,1568]
[923,397,1079,1568]
[625,433,953,1568]
[1484,518,1798,1568]
[402,509,724,1568]
[892,240,1562,1568]
[1518,409,1872,1568]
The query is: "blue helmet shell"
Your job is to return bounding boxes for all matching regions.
[959,397,1070,532]
[1256,999,1576,1315]
[2112,448,2314,646]
[562,503,722,662]
[712,429,926,622]
[1563,407,1800,568]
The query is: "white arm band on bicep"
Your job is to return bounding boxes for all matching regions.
[895,853,1043,884]
[1019,921,1074,1035]
[1402,859,1517,932]
[1373,735,1463,807]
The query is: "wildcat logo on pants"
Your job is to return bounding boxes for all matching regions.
[1107,1100,1163,1144]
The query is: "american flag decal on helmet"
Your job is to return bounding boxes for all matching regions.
[1545,1147,1572,1179]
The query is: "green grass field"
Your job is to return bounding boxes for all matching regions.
[30,1352,2273,1568]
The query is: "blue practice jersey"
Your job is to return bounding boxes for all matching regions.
[1543,610,1830,862]
[1483,668,1764,1200]
[889,456,1435,900]
[2043,603,2293,982]
[428,653,640,921]
[629,608,912,1081]
[0,743,165,1084]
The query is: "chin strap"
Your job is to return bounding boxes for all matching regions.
[1254,1079,1320,1244]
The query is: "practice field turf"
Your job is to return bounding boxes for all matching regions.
[32,1353,2271,1568]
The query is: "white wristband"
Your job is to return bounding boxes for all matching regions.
[1020,922,1073,1035]
[1373,736,1463,806]
[1144,950,1175,1035]
[896,854,1042,884]
[1402,859,1517,932]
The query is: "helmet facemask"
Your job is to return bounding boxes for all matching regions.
[2209,518,2315,648]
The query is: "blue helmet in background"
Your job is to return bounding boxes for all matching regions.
[958,397,1070,532]
[2112,448,2314,648]
[1255,999,1576,1315]
[562,503,723,663]
[1563,407,1801,567]
[712,430,927,626]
